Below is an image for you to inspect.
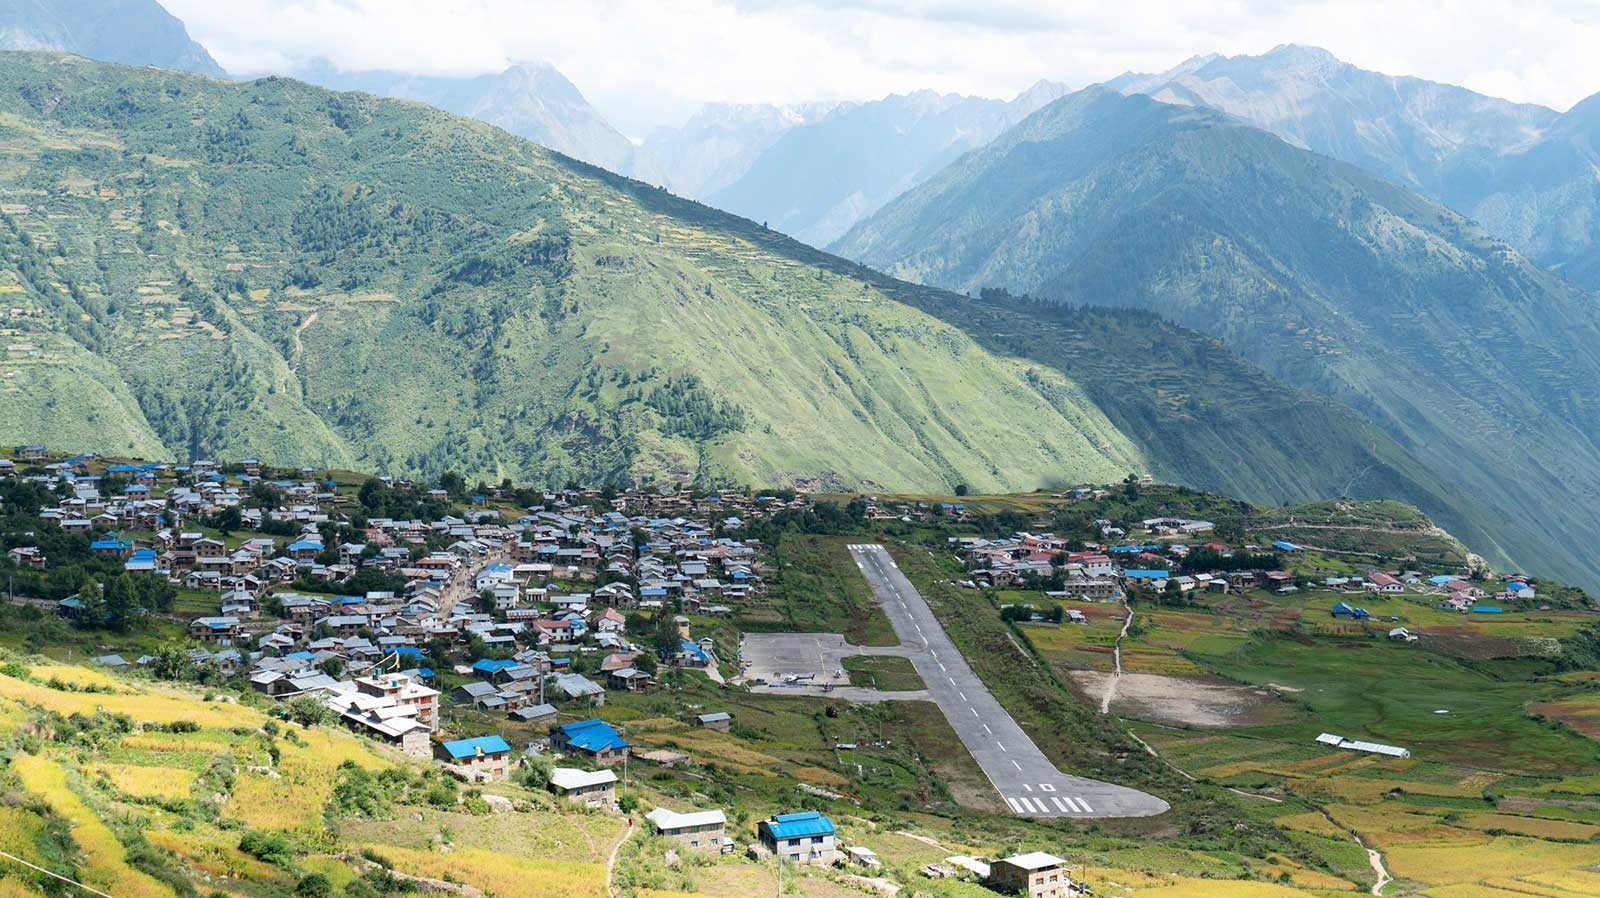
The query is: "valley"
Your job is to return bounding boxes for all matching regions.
[0,454,1596,898]
[4,4,1600,896]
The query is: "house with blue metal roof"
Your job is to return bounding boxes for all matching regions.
[1123,569,1170,582]
[124,548,158,572]
[758,811,839,865]
[439,735,512,780]
[470,658,518,677]
[554,719,629,765]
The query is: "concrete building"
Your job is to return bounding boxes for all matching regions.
[757,811,838,865]
[549,767,617,809]
[695,711,731,732]
[356,672,439,730]
[987,852,1070,898]
[440,735,512,781]
[645,807,728,852]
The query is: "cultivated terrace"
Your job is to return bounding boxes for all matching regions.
[1,452,1599,898]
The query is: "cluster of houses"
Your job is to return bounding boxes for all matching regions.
[1324,570,1538,614]
[949,517,1298,601]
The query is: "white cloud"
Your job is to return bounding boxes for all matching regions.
[163,0,1600,133]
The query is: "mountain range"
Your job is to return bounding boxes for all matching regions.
[0,0,222,77]
[701,82,1071,247]
[833,86,1600,589]
[284,59,666,185]
[0,53,1494,561]
[1108,44,1600,290]
[641,101,846,200]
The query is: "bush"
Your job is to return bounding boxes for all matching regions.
[294,874,332,898]
[238,829,294,866]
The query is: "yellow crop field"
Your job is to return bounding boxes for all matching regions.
[1273,811,1345,838]
[0,806,51,865]
[0,698,27,735]
[0,673,260,727]
[230,726,389,831]
[359,843,607,898]
[90,762,196,799]
[626,720,784,775]
[1519,870,1600,894]
[27,663,126,691]
[792,766,849,787]
[11,754,175,898]
[1386,837,1600,885]
[1463,813,1600,841]
[1133,878,1323,897]
[1422,879,1598,898]
[0,877,44,898]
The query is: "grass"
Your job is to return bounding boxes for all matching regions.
[841,655,924,690]
[738,535,896,645]
[1193,634,1600,774]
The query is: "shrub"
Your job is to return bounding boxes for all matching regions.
[238,829,294,866]
[294,874,332,898]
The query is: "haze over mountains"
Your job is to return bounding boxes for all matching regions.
[282,59,668,186]
[1108,44,1600,290]
[5,1,1600,587]
[0,53,1493,547]
[698,81,1071,246]
[833,86,1600,588]
[0,0,222,76]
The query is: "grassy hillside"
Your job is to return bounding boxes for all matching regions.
[0,53,1503,560]
[833,87,1600,588]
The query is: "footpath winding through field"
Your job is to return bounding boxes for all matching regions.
[605,820,634,898]
[1099,596,1134,714]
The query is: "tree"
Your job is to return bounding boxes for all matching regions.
[954,483,970,497]
[149,645,196,680]
[286,696,330,727]
[210,504,241,535]
[438,471,466,498]
[72,579,108,629]
[295,874,332,898]
[515,752,554,789]
[652,612,681,658]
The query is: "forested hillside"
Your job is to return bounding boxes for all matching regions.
[834,87,1600,588]
[0,52,1502,570]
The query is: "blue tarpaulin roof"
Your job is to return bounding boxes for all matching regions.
[559,719,628,752]
[1124,569,1169,580]
[441,735,511,759]
[764,811,835,839]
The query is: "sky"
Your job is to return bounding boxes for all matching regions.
[165,0,1600,135]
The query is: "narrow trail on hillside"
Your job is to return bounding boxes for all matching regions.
[605,820,634,898]
[1100,597,1133,714]
[1313,806,1392,895]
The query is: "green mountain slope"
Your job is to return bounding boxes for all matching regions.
[0,53,1506,566]
[832,87,1600,588]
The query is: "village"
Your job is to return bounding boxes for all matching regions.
[0,450,1109,897]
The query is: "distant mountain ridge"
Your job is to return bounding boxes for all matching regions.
[702,81,1071,247]
[1107,44,1600,290]
[833,86,1600,589]
[0,0,223,76]
[285,59,666,184]
[0,52,1498,567]
[643,100,848,199]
